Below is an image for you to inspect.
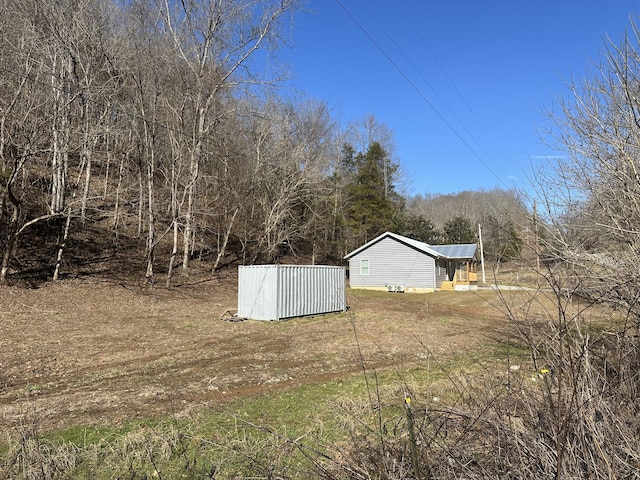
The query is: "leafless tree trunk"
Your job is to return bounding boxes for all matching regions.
[137,162,144,236]
[53,210,72,281]
[129,50,162,284]
[164,125,186,287]
[166,214,179,287]
[155,0,301,274]
[145,145,156,284]
[212,207,238,273]
[0,196,20,283]
[113,147,128,235]
[78,103,105,223]
[50,53,71,217]
[181,110,202,275]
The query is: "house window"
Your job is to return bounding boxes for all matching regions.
[360,259,370,275]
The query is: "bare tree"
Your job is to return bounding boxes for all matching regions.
[154,0,301,275]
[227,98,333,263]
[534,19,640,313]
[0,7,45,282]
[127,7,169,284]
[0,0,77,281]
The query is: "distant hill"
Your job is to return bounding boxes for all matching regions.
[408,189,530,230]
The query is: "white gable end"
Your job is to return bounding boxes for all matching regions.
[348,236,436,289]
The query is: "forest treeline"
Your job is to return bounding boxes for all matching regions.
[0,0,528,286]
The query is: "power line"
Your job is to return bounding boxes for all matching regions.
[334,0,508,189]
[359,0,500,173]
[391,0,512,171]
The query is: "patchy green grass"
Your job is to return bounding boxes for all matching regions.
[2,335,538,476]
[2,318,613,480]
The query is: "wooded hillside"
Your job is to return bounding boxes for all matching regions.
[0,0,529,286]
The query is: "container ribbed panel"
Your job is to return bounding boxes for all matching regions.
[238,265,346,321]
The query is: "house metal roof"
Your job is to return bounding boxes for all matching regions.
[430,243,477,259]
[343,231,477,260]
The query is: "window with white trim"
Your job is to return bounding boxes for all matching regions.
[360,259,370,275]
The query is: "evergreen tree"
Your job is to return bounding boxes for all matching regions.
[443,216,476,244]
[345,142,400,246]
[398,213,443,244]
[482,215,523,262]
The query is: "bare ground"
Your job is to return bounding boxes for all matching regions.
[0,273,511,434]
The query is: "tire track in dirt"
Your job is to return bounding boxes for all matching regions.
[0,278,508,433]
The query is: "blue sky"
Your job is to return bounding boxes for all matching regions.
[283,1,637,195]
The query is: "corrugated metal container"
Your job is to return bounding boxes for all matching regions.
[238,265,346,321]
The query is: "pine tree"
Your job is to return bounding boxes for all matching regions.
[345,142,399,246]
[443,216,476,244]
[398,213,443,244]
[483,215,522,262]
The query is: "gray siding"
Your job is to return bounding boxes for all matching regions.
[238,265,346,321]
[348,237,436,289]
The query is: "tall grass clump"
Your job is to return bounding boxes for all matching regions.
[0,413,311,479]
[307,264,640,479]
[1,413,79,479]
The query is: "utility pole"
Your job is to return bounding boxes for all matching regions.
[533,200,540,286]
[478,223,486,284]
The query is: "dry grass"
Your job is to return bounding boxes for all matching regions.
[0,270,513,435]
[6,266,628,479]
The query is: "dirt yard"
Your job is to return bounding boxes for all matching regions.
[0,274,511,433]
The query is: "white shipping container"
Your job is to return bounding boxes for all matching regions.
[238,265,346,321]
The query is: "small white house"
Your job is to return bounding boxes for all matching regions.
[344,232,477,292]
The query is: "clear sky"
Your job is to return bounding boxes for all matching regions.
[283,1,638,195]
